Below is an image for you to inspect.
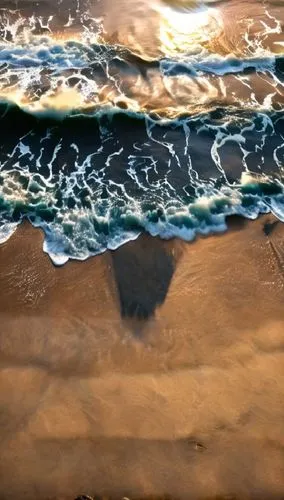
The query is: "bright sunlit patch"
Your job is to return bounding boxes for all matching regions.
[157,4,222,57]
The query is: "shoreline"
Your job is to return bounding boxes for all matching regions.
[0,215,284,499]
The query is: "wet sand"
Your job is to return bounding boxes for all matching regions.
[1,216,284,499]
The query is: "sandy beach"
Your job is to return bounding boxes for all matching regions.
[1,0,284,497]
[0,216,284,499]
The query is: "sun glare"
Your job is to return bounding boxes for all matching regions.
[157,4,222,57]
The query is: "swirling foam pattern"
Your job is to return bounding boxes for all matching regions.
[0,0,284,263]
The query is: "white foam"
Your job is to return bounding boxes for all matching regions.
[0,222,19,244]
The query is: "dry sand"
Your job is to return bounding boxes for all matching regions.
[0,215,284,499]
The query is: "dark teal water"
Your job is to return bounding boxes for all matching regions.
[0,0,284,263]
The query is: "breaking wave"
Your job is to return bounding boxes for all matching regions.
[1,0,284,263]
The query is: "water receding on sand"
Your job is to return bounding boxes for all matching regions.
[0,0,284,263]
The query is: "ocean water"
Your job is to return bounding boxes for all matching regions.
[0,0,284,264]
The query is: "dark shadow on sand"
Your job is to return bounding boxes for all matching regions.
[111,236,180,321]
[263,219,280,236]
[225,215,248,232]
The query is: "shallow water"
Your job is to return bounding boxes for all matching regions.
[0,0,284,263]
